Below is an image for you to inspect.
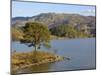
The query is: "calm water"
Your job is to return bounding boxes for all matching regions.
[12,38,96,73]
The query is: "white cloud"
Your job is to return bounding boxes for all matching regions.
[81,9,95,14]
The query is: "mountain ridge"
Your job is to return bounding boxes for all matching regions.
[12,13,96,36]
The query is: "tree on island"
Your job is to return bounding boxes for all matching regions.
[20,22,51,62]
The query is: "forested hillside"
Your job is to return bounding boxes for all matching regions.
[12,13,96,39]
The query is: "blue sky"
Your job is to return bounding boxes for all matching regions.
[12,1,96,17]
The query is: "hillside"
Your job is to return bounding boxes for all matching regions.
[12,13,96,38]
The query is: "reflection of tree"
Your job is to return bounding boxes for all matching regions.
[53,49,58,54]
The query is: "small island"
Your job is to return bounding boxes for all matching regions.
[12,51,64,74]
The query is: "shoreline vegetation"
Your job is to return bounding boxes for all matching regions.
[12,13,96,40]
[50,35,95,40]
[12,51,65,74]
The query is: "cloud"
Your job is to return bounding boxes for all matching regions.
[81,9,95,14]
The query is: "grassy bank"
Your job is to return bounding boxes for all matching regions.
[11,50,64,74]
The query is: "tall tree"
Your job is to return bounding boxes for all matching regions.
[20,22,51,54]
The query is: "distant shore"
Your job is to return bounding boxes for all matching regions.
[50,35,95,40]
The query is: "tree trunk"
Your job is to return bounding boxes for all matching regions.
[33,33,38,62]
[35,44,37,51]
[33,44,38,63]
[34,44,37,57]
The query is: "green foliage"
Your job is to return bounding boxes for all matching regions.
[50,25,89,38]
[20,22,51,51]
[12,27,23,41]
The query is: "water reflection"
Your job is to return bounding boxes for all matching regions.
[18,63,53,74]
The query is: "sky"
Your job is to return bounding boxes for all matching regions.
[12,1,96,17]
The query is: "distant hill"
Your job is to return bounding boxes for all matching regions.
[12,13,96,37]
